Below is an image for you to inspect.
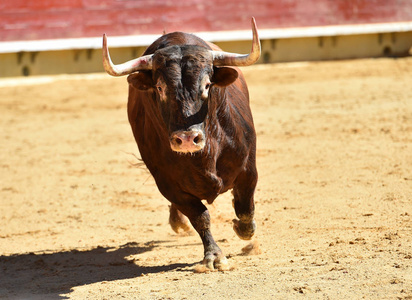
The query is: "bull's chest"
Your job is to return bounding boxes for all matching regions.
[148,154,226,203]
[132,111,240,203]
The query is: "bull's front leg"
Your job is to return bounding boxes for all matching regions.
[173,201,228,270]
[232,163,258,240]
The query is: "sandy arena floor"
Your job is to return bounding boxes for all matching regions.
[1,57,411,299]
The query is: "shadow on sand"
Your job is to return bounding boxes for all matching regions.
[0,241,195,299]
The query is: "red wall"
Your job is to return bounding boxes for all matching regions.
[1,0,411,42]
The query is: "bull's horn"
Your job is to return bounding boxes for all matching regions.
[211,17,261,66]
[102,34,153,76]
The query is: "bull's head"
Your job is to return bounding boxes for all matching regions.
[103,18,260,154]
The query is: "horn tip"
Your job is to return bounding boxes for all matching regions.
[251,17,256,26]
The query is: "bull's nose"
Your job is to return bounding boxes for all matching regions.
[170,130,205,153]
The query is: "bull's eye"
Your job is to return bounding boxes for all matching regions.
[157,86,163,93]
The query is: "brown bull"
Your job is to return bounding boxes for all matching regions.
[103,18,260,270]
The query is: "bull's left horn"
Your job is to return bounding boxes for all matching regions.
[211,17,261,67]
[103,34,153,76]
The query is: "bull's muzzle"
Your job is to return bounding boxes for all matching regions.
[170,128,205,154]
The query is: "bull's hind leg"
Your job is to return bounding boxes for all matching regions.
[232,162,258,240]
[169,203,192,233]
[173,201,227,270]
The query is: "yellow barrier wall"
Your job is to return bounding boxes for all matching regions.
[1,32,411,77]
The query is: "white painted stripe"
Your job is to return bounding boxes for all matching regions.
[0,73,109,87]
[1,22,411,53]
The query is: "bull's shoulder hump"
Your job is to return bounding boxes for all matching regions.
[144,32,215,54]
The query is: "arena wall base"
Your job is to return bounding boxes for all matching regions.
[1,25,411,77]
[222,31,412,64]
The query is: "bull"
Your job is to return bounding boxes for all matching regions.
[102,18,260,270]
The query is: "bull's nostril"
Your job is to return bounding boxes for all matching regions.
[175,137,183,145]
[193,136,200,144]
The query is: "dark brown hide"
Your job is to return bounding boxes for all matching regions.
[126,32,257,269]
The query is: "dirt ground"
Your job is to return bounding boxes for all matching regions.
[1,57,411,299]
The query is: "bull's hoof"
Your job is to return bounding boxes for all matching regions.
[202,244,229,271]
[232,219,256,240]
[203,254,229,271]
[169,207,192,234]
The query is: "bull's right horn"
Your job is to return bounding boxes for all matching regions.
[211,17,261,67]
[103,34,153,76]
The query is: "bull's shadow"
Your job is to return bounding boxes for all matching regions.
[0,241,195,299]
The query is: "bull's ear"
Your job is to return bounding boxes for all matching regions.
[212,67,238,87]
[127,72,153,90]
